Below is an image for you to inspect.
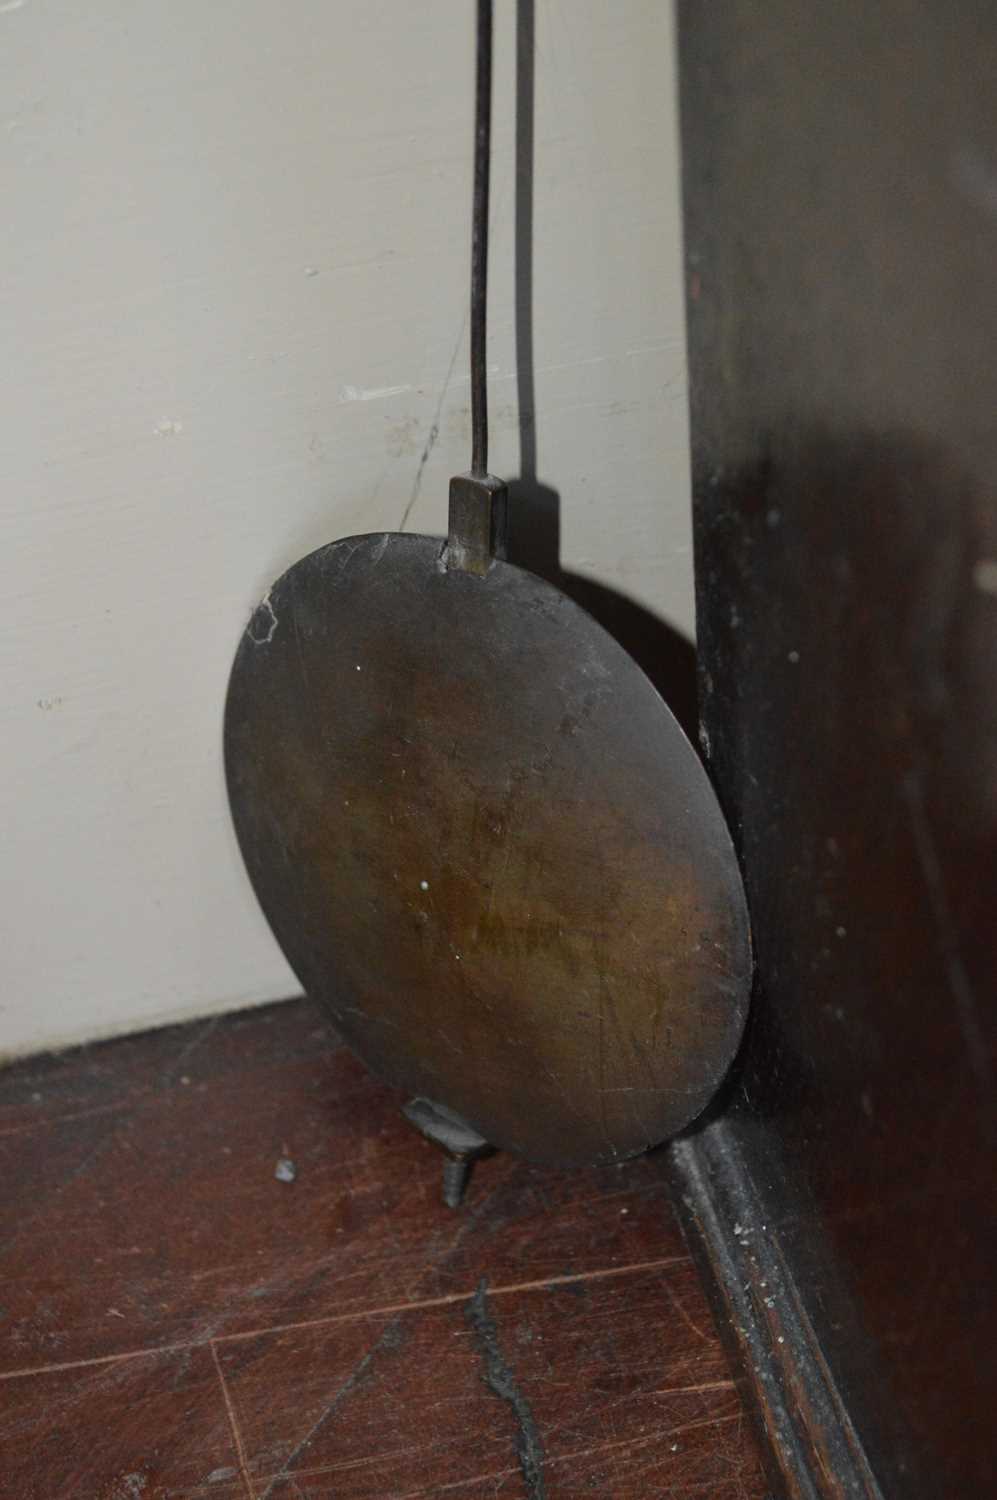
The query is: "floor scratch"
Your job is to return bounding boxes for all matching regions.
[255,1317,404,1499]
[210,1341,255,1500]
[0,1256,692,1384]
[163,1015,220,1087]
[465,1278,547,1500]
[661,1277,709,1343]
[0,1100,131,1140]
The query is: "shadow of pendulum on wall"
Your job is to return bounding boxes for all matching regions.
[506,0,697,746]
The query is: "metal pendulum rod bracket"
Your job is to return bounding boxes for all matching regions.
[447,0,508,578]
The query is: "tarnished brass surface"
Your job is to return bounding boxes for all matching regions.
[225,533,750,1165]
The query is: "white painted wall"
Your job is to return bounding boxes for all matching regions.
[1,0,691,1057]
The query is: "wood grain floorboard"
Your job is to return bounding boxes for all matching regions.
[0,1345,245,1499]
[0,998,768,1499]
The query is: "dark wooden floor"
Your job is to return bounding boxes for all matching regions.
[0,998,768,1499]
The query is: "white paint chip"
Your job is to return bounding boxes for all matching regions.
[340,382,412,403]
[420,879,429,891]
